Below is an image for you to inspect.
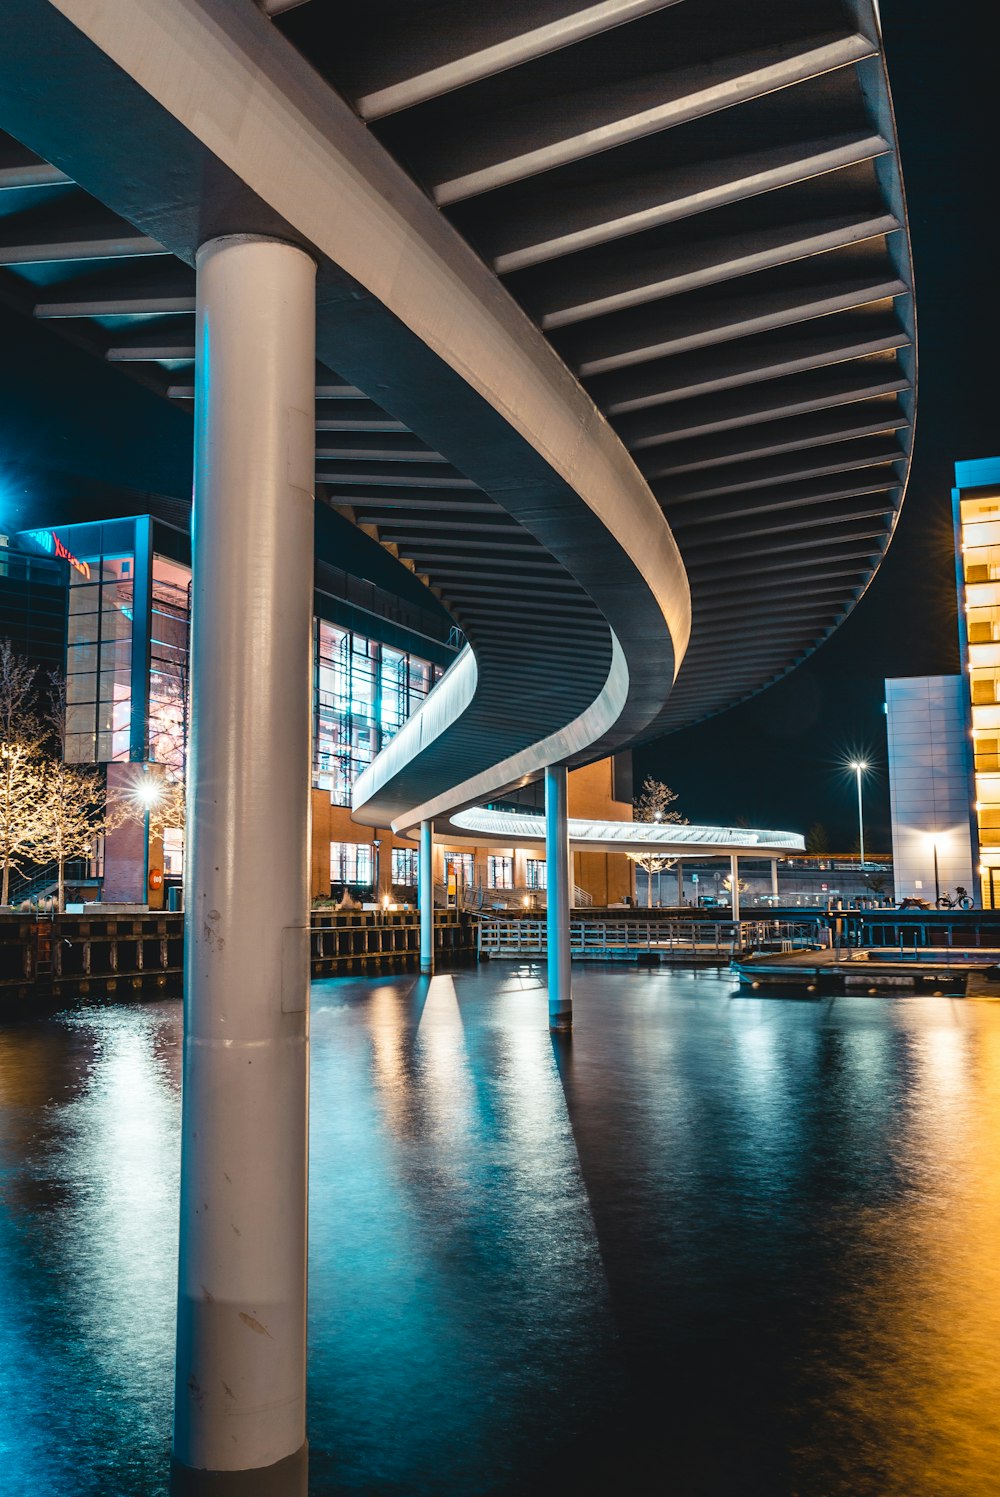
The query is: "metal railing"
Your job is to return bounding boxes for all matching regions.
[6,859,96,906]
[479,916,821,961]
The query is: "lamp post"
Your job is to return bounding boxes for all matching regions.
[849,760,868,869]
[135,771,161,907]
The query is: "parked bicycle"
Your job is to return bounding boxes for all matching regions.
[937,886,973,909]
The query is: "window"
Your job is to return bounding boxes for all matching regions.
[330,841,374,886]
[313,619,442,806]
[392,847,418,885]
[64,549,134,764]
[488,855,513,889]
[163,827,184,877]
[445,852,475,889]
[526,858,547,889]
[149,555,191,770]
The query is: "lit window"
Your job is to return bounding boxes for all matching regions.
[444,853,474,890]
[391,847,418,885]
[330,841,374,886]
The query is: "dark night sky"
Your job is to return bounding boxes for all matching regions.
[637,0,997,851]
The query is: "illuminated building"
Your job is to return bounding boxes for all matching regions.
[13,514,456,905]
[954,457,1000,907]
[0,532,67,678]
[884,675,976,904]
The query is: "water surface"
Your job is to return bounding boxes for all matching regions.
[2,967,1000,1494]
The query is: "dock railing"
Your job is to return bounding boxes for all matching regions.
[478,916,820,962]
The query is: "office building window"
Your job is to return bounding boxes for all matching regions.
[65,553,133,764]
[526,858,547,889]
[148,555,191,769]
[330,841,374,886]
[488,855,513,889]
[445,852,475,889]
[392,848,418,885]
[313,619,443,805]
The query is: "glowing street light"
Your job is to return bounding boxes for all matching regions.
[135,777,162,810]
[849,760,868,868]
[133,771,163,906]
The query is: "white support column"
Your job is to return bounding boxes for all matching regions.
[419,819,434,975]
[771,859,779,899]
[545,764,572,1030]
[174,236,316,1481]
[730,853,741,922]
[676,861,684,906]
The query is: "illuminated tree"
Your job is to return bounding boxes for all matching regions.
[34,757,110,912]
[0,639,46,905]
[145,772,186,841]
[33,673,127,911]
[628,775,686,908]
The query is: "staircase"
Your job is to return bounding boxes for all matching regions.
[7,860,97,907]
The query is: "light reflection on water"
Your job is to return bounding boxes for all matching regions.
[2,972,1000,1493]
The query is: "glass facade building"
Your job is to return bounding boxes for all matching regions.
[18,519,444,805]
[19,517,191,770]
[0,537,68,678]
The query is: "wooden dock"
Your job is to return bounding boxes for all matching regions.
[0,909,478,1008]
[733,946,1000,996]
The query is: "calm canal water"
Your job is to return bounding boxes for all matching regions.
[2,967,1000,1496]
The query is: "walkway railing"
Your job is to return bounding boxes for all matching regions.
[479,916,820,962]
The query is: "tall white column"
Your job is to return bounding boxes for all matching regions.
[419,819,434,975]
[676,861,684,905]
[730,853,741,922]
[174,236,316,1480]
[771,859,779,899]
[545,764,572,1030]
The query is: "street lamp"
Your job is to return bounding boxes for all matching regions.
[849,760,868,869]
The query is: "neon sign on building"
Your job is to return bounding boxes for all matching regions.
[23,529,91,580]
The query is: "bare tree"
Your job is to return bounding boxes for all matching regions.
[145,773,186,842]
[33,673,126,911]
[628,775,686,908]
[0,640,47,904]
[34,756,110,912]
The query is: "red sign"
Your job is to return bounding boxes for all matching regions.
[52,534,91,580]
[148,868,164,890]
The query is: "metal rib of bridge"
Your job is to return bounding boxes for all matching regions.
[0,0,913,819]
[272,0,913,741]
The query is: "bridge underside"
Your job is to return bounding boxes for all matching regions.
[1,0,913,828]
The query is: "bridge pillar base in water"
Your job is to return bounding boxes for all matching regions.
[419,818,435,975]
[171,1443,308,1497]
[545,764,573,1030]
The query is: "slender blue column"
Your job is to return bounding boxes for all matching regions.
[419,819,434,975]
[545,764,572,1030]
